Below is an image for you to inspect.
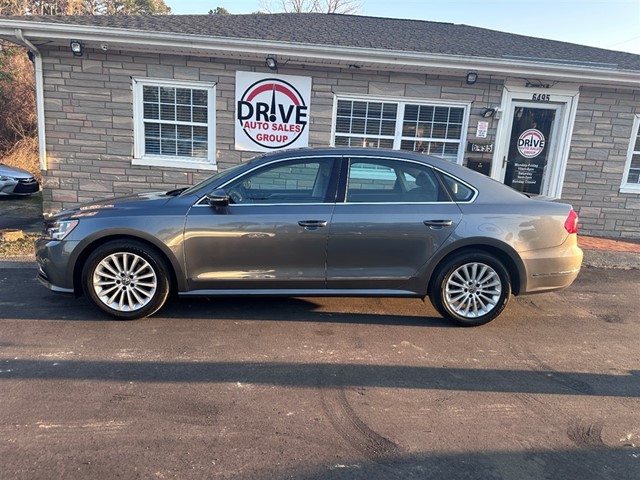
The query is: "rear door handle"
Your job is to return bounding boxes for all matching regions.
[298,220,328,229]
[423,219,453,227]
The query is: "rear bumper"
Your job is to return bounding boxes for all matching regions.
[520,235,583,294]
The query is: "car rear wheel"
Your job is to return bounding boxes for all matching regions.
[82,240,170,320]
[430,251,511,326]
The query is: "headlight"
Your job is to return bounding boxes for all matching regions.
[0,176,15,181]
[45,219,79,240]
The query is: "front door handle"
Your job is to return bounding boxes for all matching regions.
[298,220,328,229]
[424,219,453,228]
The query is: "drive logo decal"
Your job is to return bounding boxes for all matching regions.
[517,129,545,158]
[235,72,312,151]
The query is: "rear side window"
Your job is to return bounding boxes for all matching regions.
[346,158,449,203]
[440,173,475,202]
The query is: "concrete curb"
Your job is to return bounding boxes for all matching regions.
[582,250,640,270]
[0,256,37,269]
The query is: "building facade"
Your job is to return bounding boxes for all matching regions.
[1,13,639,237]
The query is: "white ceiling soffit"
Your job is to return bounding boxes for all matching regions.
[1,20,639,87]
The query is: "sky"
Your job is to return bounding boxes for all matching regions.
[163,0,640,55]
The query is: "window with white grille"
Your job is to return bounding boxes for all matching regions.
[133,78,216,170]
[621,114,640,193]
[333,97,468,163]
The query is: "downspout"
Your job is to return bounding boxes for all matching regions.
[14,28,47,171]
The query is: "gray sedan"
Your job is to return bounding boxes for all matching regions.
[0,163,40,196]
[36,148,583,326]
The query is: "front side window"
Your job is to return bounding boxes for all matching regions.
[133,78,216,170]
[224,158,335,205]
[333,97,468,163]
[621,115,640,194]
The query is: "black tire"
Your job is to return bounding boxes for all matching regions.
[430,251,511,327]
[82,240,171,320]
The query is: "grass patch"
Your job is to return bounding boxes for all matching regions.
[0,233,38,257]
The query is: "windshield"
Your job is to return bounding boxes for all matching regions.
[179,161,251,196]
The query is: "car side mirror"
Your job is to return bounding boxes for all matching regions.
[205,189,230,207]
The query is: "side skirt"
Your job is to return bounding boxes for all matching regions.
[179,289,421,298]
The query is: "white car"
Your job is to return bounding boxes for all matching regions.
[0,163,40,196]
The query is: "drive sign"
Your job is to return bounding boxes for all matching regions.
[517,129,546,158]
[235,72,312,151]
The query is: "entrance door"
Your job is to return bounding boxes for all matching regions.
[493,82,580,199]
[500,102,562,196]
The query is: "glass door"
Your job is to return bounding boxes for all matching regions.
[500,103,562,196]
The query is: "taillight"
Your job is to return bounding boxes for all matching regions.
[564,209,579,234]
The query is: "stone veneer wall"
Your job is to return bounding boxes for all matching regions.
[39,46,501,213]
[39,46,640,237]
[562,87,640,238]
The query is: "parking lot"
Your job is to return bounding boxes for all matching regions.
[0,193,43,233]
[1,260,639,479]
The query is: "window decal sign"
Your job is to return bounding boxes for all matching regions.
[235,72,311,151]
[517,129,545,158]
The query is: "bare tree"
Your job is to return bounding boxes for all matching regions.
[0,0,171,15]
[260,0,361,14]
[209,6,229,15]
[0,0,172,177]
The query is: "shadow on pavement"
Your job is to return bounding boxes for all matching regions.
[0,358,638,398]
[0,267,452,327]
[280,447,640,480]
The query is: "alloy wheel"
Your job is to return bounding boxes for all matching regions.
[92,252,158,312]
[444,262,502,319]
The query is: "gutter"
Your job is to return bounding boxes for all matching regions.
[13,28,47,171]
[0,20,639,88]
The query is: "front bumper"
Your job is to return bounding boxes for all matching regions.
[36,264,74,294]
[35,237,79,294]
[0,178,39,195]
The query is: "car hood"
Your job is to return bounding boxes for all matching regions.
[0,163,34,179]
[48,192,173,221]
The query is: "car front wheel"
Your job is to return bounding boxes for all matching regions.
[430,251,511,326]
[82,240,170,320]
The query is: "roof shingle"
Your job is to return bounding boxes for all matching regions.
[3,13,640,71]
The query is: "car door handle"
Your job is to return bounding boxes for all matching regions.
[298,220,328,229]
[423,220,453,227]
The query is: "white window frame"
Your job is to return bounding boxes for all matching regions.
[132,77,217,171]
[621,114,640,194]
[331,94,470,165]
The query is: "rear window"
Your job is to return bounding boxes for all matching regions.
[441,173,475,202]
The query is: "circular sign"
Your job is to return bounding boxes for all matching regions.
[517,129,545,158]
[237,78,308,150]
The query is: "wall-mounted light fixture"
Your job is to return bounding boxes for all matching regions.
[70,40,83,57]
[265,55,278,71]
[480,107,501,118]
[466,71,478,85]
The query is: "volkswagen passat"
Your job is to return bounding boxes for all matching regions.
[36,148,583,326]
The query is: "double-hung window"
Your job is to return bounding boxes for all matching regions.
[621,114,640,194]
[133,78,216,170]
[333,96,468,164]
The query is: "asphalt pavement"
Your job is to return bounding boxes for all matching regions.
[1,257,639,479]
[2,194,640,478]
